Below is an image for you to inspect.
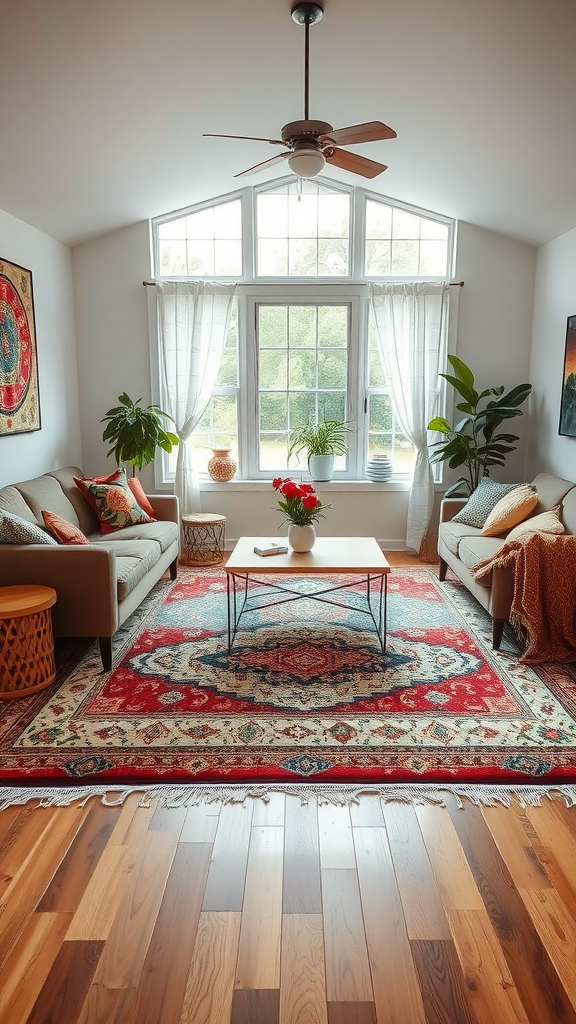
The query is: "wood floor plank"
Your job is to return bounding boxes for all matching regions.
[127,842,213,1024]
[37,802,122,912]
[447,797,576,1024]
[202,800,254,912]
[318,802,356,870]
[0,805,57,897]
[179,801,221,843]
[280,913,327,1024]
[235,825,284,989]
[0,804,24,841]
[85,828,178,990]
[525,801,576,867]
[148,802,187,834]
[353,825,426,1024]
[349,794,385,827]
[447,908,531,1024]
[26,938,104,1024]
[519,885,576,1007]
[384,802,452,940]
[411,938,478,1024]
[327,1003,376,1024]
[65,842,136,940]
[231,988,280,1024]
[0,911,72,1024]
[415,804,484,913]
[481,804,553,890]
[0,803,87,967]
[321,867,373,1003]
[179,912,242,1024]
[108,792,156,846]
[532,843,576,919]
[283,796,322,914]
[252,791,285,826]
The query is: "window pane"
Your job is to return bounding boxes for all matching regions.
[318,194,349,236]
[288,194,317,237]
[392,208,420,239]
[160,240,186,275]
[365,197,449,277]
[318,350,347,389]
[289,350,317,389]
[260,432,289,471]
[217,350,238,387]
[370,393,393,432]
[258,195,288,238]
[214,200,242,239]
[187,240,214,276]
[215,240,242,276]
[318,393,346,422]
[318,238,348,275]
[289,238,318,276]
[419,239,449,276]
[390,240,419,276]
[366,200,392,239]
[365,240,391,276]
[289,391,316,428]
[420,219,448,241]
[159,216,187,240]
[260,350,287,388]
[259,306,287,347]
[186,208,214,239]
[318,305,348,347]
[260,392,287,432]
[258,239,288,276]
[289,306,316,347]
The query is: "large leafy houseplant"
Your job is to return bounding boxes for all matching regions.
[102,393,179,475]
[427,356,532,495]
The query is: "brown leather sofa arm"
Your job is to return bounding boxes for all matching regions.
[0,544,118,636]
[440,497,468,523]
[146,494,179,524]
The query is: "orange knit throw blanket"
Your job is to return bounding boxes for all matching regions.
[471,531,576,664]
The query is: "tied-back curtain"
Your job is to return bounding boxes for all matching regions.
[157,280,236,515]
[370,282,449,553]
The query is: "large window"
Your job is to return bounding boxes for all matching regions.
[153,176,454,482]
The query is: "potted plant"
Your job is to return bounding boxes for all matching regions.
[101,393,179,475]
[288,418,352,482]
[272,477,331,551]
[427,356,532,495]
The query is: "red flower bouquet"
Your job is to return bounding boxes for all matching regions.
[272,477,331,526]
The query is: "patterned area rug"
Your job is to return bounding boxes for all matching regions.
[1,567,575,786]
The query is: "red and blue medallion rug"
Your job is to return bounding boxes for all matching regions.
[1,567,575,788]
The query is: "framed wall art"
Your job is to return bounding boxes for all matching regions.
[0,257,41,436]
[559,313,576,438]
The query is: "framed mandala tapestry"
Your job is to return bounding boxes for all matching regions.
[0,257,40,436]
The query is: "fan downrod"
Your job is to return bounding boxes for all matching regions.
[291,3,324,26]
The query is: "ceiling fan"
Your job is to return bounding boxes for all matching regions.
[203,2,397,180]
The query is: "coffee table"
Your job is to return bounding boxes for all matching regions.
[224,536,390,652]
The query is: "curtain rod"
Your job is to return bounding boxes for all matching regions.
[142,279,465,287]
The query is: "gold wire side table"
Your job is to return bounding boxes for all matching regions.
[181,514,226,566]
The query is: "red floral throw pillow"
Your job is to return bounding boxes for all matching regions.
[74,469,155,534]
[42,510,90,545]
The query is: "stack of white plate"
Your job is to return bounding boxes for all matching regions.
[366,454,393,481]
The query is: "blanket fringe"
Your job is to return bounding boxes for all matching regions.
[1,782,576,812]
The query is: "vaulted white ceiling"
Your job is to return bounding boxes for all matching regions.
[2,0,575,249]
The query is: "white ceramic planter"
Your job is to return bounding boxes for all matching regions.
[308,454,334,481]
[288,523,316,552]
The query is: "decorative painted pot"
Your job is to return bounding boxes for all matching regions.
[308,454,334,482]
[207,448,237,482]
[288,523,316,553]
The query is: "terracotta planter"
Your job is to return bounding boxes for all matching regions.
[288,523,316,552]
[207,448,237,482]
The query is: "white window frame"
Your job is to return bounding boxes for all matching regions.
[150,176,455,485]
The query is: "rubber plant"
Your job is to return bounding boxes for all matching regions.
[427,356,532,495]
[101,393,179,475]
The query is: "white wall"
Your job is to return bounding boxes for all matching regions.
[72,216,537,547]
[527,226,576,478]
[0,208,81,488]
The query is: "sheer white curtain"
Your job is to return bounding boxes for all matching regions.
[157,281,236,515]
[370,282,449,553]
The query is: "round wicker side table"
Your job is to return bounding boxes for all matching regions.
[181,514,226,566]
[0,584,57,699]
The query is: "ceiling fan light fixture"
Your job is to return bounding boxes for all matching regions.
[287,146,326,178]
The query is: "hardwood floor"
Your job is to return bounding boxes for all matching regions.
[1,790,576,1023]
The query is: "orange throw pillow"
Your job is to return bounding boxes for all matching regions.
[127,476,156,519]
[42,510,90,545]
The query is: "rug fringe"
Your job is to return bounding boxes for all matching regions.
[1,782,576,811]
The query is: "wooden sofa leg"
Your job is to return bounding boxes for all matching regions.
[99,637,113,672]
[170,557,178,580]
[492,617,505,650]
[438,557,448,582]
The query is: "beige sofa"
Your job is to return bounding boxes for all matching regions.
[438,471,576,648]
[0,466,179,670]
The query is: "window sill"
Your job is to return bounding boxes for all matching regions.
[197,478,412,492]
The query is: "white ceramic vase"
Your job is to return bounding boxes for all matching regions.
[288,523,316,552]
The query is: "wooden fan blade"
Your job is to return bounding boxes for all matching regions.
[325,148,388,178]
[234,152,291,178]
[204,133,285,146]
[321,121,397,146]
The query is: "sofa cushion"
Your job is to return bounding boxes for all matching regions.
[506,505,565,541]
[42,510,90,546]
[480,483,538,536]
[8,474,82,530]
[0,509,58,545]
[47,467,101,535]
[91,519,178,554]
[101,539,162,600]
[74,469,155,534]
[530,472,575,515]
[452,478,519,528]
[561,487,576,536]
[0,484,41,524]
[439,519,484,557]
[458,535,505,581]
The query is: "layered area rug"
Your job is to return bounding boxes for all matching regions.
[1,567,575,788]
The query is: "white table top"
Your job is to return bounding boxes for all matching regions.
[225,537,391,575]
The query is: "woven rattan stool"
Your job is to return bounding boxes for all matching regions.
[181,513,226,566]
[0,584,57,699]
